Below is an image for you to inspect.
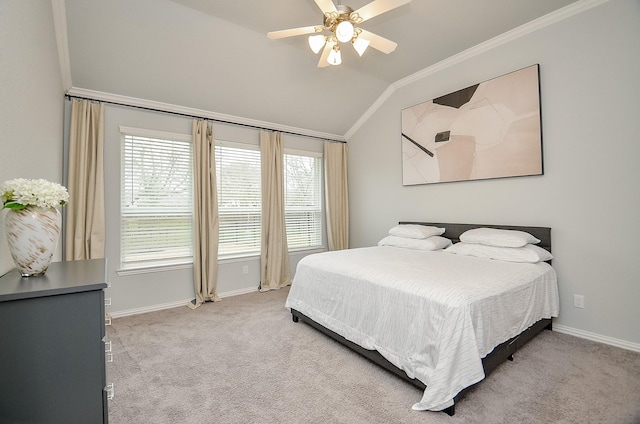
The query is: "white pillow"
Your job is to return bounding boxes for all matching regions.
[459,227,540,248]
[444,242,553,263]
[378,235,452,251]
[388,224,445,239]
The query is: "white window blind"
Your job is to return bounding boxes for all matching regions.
[215,141,261,258]
[284,151,323,250]
[121,129,193,269]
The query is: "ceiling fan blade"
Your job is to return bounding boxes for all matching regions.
[353,0,411,22]
[358,29,397,54]
[314,0,337,14]
[318,39,336,67]
[267,26,321,39]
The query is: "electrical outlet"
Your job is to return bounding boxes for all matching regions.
[573,294,585,309]
[242,265,249,275]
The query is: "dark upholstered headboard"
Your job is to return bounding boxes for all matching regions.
[398,222,552,253]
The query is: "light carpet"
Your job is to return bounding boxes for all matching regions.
[107,287,640,424]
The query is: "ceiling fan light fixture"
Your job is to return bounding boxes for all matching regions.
[352,37,370,56]
[335,20,354,43]
[327,46,342,65]
[308,34,326,54]
[266,0,411,68]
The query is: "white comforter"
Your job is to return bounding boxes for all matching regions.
[285,246,559,411]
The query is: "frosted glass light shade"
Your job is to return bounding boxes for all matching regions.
[327,47,342,65]
[335,21,354,43]
[308,34,326,54]
[352,37,370,56]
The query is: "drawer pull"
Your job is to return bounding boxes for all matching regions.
[105,341,113,363]
[104,298,112,306]
[105,313,112,326]
[106,383,115,400]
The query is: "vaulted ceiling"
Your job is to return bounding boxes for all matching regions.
[64,0,579,138]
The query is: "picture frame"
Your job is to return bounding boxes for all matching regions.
[401,64,543,185]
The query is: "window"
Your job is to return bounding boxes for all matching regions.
[120,128,193,269]
[284,150,323,251]
[215,143,323,258]
[216,141,262,258]
[119,129,323,268]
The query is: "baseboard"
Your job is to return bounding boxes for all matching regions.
[108,287,259,319]
[553,324,640,353]
[218,286,260,299]
[109,299,194,319]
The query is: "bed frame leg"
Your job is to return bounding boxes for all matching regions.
[443,404,455,416]
[291,313,299,323]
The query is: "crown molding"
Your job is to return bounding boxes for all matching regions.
[344,0,612,140]
[66,87,345,142]
[51,0,72,91]
[344,85,396,140]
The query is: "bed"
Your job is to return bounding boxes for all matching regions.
[284,222,559,416]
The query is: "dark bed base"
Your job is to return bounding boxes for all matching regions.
[291,221,551,416]
[291,309,552,416]
[290,222,554,416]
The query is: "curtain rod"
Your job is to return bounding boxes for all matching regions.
[64,94,346,143]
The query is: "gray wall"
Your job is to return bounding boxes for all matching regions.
[3,0,638,348]
[0,1,65,276]
[347,0,640,346]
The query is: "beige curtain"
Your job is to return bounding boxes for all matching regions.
[65,99,105,260]
[324,141,349,251]
[259,130,291,291]
[189,119,220,308]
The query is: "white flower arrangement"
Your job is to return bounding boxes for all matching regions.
[1,178,69,210]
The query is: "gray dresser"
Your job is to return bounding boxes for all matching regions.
[0,259,109,424]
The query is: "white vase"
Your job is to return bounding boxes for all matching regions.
[4,206,62,277]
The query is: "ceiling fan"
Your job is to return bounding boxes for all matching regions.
[267,0,411,67]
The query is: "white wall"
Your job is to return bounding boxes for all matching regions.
[0,1,65,276]
[97,103,325,314]
[347,0,640,347]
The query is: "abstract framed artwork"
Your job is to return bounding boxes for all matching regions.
[401,64,543,185]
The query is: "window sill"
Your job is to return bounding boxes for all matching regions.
[116,247,326,276]
[218,254,260,264]
[289,247,326,255]
[117,262,193,276]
